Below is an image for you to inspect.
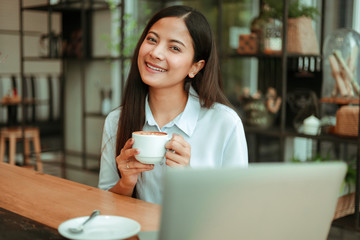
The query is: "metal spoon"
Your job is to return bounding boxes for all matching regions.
[68,210,101,233]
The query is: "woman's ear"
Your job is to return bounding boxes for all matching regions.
[188,60,205,78]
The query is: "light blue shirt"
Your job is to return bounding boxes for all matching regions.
[98,87,248,204]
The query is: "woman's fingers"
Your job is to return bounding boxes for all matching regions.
[121,148,139,160]
[124,159,154,171]
[168,134,189,149]
[124,137,135,149]
[165,134,191,158]
[165,159,181,168]
[165,134,191,167]
[117,137,147,172]
[120,138,138,158]
[165,150,189,167]
[117,138,141,167]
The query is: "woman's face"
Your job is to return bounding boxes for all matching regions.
[137,17,203,91]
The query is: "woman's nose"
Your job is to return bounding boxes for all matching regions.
[149,45,165,60]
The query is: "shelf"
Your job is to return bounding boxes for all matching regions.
[22,1,111,12]
[84,112,106,118]
[332,214,360,232]
[244,126,283,137]
[244,126,359,144]
[22,56,131,61]
[89,56,132,61]
[0,99,48,106]
[0,29,42,36]
[320,97,360,105]
[224,52,322,59]
[284,130,360,144]
[22,57,62,61]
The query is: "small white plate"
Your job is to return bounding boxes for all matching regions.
[58,215,141,240]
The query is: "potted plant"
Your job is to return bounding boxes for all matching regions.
[264,0,320,55]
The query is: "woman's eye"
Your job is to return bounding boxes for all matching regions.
[171,46,181,52]
[146,37,156,43]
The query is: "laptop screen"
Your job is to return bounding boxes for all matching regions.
[157,162,346,240]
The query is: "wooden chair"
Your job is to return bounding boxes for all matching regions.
[0,127,43,172]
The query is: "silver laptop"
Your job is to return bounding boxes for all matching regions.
[139,162,347,240]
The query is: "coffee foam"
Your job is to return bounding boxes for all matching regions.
[133,131,167,136]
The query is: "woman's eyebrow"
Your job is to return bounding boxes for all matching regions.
[148,30,186,47]
[148,31,159,38]
[170,39,186,47]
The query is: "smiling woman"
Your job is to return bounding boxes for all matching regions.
[98,5,248,205]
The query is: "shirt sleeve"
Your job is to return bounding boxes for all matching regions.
[222,119,248,167]
[98,110,120,190]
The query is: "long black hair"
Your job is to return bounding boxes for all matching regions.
[116,5,230,155]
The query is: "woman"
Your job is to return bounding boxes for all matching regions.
[99,5,248,204]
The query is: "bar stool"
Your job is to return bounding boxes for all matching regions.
[0,127,43,172]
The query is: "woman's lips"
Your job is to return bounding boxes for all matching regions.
[145,62,167,72]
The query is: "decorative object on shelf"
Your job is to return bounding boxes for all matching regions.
[334,105,359,137]
[50,0,61,5]
[264,0,319,22]
[250,2,282,54]
[302,115,320,135]
[237,34,258,54]
[319,115,336,134]
[39,32,62,58]
[62,29,83,58]
[334,192,355,220]
[38,34,49,57]
[263,18,282,54]
[321,29,360,137]
[1,88,20,104]
[1,88,20,126]
[243,98,272,128]
[322,28,360,101]
[250,2,271,53]
[239,87,281,128]
[265,87,282,114]
[287,16,319,55]
[287,89,319,131]
[101,89,112,116]
[0,51,8,64]
[263,0,320,54]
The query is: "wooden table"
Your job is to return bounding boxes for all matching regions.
[0,162,161,239]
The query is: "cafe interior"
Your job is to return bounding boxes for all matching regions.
[0,0,360,239]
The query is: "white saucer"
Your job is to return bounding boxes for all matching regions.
[58,215,141,240]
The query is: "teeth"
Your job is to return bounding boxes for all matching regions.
[147,63,166,72]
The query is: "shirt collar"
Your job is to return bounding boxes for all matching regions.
[145,97,157,127]
[144,86,201,137]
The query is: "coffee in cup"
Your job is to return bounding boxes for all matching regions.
[132,131,169,164]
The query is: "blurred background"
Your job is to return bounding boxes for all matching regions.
[0,0,358,189]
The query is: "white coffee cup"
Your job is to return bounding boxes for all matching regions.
[132,131,169,164]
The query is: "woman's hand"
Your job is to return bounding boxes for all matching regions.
[115,138,154,193]
[165,134,191,167]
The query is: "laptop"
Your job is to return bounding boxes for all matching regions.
[139,162,347,240]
